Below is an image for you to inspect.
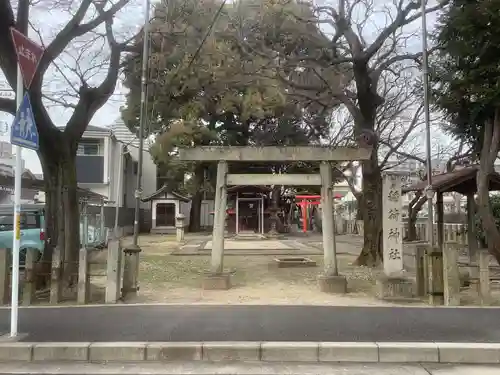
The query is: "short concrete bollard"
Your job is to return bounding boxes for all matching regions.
[479,250,491,306]
[427,246,444,306]
[175,214,186,242]
[0,248,10,305]
[415,244,428,297]
[22,248,38,306]
[122,245,141,298]
[105,240,122,304]
[77,247,90,304]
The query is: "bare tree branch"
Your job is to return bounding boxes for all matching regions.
[34,0,130,91]
[380,103,424,168]
[379,138,426,164]
[0,0,18,88]
[364,0,449,60]
[42,94,77,109]
[64,0,125,140]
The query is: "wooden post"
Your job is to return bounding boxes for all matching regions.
[0,248,10,305]
[105,240,122,304]
[427,246,444,305]
[443,242,460,306]
[436,192,444,250]
[50,245,62,304]
[479,250,491,306]
[77,247,89,304]
[122,247,140,298]
[466,194,478,278]
[415,244,428,297]
[22,248,37,306]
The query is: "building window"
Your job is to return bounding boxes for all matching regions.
[77,139,102,156]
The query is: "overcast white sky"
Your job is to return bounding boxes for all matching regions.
[0,0,445,175]
[0,0,143,174]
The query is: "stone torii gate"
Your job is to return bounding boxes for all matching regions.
[179,145,373,292]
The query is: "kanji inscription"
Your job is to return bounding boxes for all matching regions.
[382,173,403,276]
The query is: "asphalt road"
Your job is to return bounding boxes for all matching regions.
[0,305,499,342]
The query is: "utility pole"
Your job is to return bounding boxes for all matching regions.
[421,1,434,246]
[123,0,150,297]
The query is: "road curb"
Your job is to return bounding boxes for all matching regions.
[0,341,499,364]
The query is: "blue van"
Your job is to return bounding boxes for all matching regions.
[0,204,45,265]
[0,203,102,266]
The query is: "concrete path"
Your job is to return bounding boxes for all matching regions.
[174,238,322,256]
[1,305,500,342]
[0,361,497,374]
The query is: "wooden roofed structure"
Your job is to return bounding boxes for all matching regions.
[403,166,500,195]
[402,165,500,258]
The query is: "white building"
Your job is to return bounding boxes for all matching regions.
[0,141,38,204]
[67,122,157,211]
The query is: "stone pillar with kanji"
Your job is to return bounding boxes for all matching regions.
[376,171,414,300]
[382,172,404,276]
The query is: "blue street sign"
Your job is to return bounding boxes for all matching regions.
[10,93,39,151]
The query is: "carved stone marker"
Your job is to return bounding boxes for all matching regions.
[377,172,414,301]
[382,172,404,276]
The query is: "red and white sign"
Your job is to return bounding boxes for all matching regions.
[9,27,44,89]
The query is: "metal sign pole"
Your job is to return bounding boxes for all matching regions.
[9,1,42,337]
[421,0,434,246]
[10,66,23,337]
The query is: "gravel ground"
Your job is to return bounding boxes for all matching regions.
[116,235,408,306]
[24,234,500,306]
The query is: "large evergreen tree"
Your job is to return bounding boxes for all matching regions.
[121,0,334,231]
[431,0,500,263]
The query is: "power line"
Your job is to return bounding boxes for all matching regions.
[140,0,228,144]
[168,0,228,88]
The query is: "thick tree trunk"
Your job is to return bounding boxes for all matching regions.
[270,186,281,233]
[351,60,384,266]
[188,165,204,232]
[477,112,500,264]
[355,193,364,221]
[39,135,80,286]
[355,151,383,266]
[188,192,202,232]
